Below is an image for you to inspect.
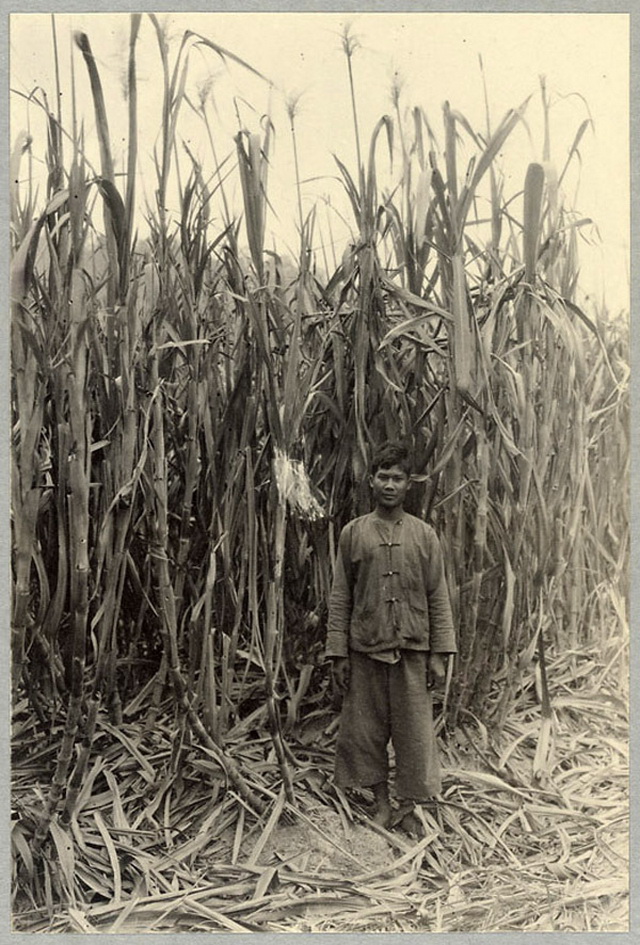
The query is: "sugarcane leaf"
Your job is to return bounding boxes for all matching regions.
[561,297,600,337]
[93,177,125,240]
[68,909,98,933]
[10,130,32,222]
[380,276,454,319]
[94,810,122,902]
[558,117,593,189]
[74,32,115,182]
[457,98,531,233]
[10,189,69,302]
[187,30,271,82]
[12,821,34,877]
[49,819,76,891]
[246,787,285,866]
[254,865,279,899]
[333,154,361,223]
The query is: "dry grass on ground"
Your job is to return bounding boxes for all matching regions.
[12,635,628,934]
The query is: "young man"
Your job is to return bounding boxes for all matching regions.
[325,441,456,828]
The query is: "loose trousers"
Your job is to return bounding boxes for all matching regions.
[334,649,441,800]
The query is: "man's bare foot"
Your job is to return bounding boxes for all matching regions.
[371,801,392,827]
[371,782,392,828]
[388,801,425,837]
[399,809,424,838]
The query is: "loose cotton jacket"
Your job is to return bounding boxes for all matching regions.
[325,511,456,658]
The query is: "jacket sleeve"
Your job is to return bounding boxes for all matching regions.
[425,529,457,653]
[325,525,353,658]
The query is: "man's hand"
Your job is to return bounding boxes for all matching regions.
[332,656,351,694]
[427,652,448,689]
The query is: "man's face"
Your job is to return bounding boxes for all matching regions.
[369,464,410,511]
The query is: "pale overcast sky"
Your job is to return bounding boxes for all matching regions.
[10,12,629,313]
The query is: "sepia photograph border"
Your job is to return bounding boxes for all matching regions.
[1,0,635,942]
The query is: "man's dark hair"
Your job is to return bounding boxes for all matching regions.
[370,441,412,476]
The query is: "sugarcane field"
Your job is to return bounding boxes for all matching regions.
[9,12,630,935]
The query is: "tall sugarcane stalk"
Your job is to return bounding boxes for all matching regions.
[33,267,90,847]
[146,312,267,810]
[235,122,296,798]
[57,21,145,817]
[10,289,44,703]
